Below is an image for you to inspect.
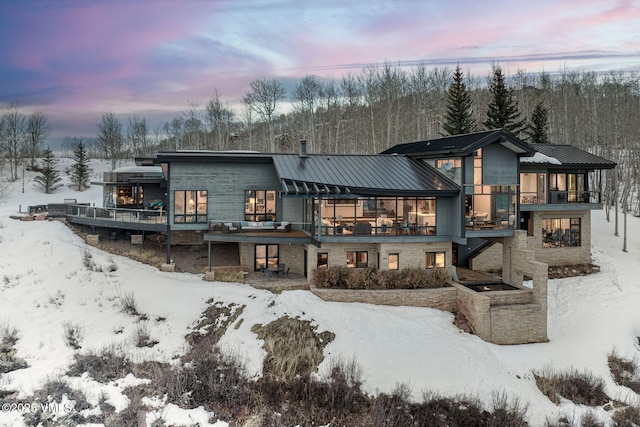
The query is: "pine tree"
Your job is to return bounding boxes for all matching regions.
[484,65,525,135]
[526,101,550,143]
[442,65,477,136]
[33,147,62,194]
[71,140,93,191]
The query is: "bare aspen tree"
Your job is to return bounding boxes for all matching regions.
[182,101,203,149]
[206,91,234,151]
[244,78,286,152]
[1,103,27,181]
[293,75,321,152]
[126,115,148,157]
[26,111,50,170]
[96,112,125,169]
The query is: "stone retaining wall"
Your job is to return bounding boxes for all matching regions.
[309,283,458,312]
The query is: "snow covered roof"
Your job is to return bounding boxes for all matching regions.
[522,144,616,169]
[520,152,562,165]
[112,166,163,174]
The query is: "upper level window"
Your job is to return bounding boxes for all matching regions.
[520,173,547,204]
[473,148,482,185]
[245,190,276,221]
[549,173,586,203]
[174,190,207,223]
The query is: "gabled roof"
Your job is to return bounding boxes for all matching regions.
[523,144,616,169]
[380,129,535,157]
[272,154,459,196]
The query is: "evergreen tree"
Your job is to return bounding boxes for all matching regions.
[33,147,62,194]
[526,101,550,143]
[71,140,93,191]
[483,65,525,135]
[442,65,477,136]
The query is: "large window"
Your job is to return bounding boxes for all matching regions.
[549,173,586,203]
[316,196,437,236]
[245,190,276,221]
[425,252,445,269]
[542,218,581,247]
[174,190,207,223]
[520,173,547,204]
[255,244,279,271]
[347,251,368,268]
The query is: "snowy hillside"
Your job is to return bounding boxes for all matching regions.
[0,160,639,426]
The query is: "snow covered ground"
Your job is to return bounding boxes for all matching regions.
[0,159,639,426]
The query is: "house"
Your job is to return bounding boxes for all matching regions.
[147,130,614,277]
[67,129,615,344]
[382,130,615,271]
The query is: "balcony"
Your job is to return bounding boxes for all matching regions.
[66,205,167,232]
[520,190,603,211]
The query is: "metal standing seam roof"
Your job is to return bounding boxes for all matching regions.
[525,144,617,169]
[380,129,534,157]
[272,154,460,196]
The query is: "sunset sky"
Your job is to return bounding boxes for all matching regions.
[1,0,639,141]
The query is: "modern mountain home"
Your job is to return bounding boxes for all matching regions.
[68,128,615,278]
[65,129,615,345]
[142,129,613,277]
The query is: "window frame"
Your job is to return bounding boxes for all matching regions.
[388,253,399,270]
[245,190,277,221]
[425,251,445,269]
[317,252,328,269]
[174,190,208,223]
[346,251,368,268]
[542,217,581,248]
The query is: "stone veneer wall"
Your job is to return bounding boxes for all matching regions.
[527,210,591,266]
[469,242,502,272]
[309,283,458,312]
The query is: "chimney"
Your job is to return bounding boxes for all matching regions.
[299,139,308,158]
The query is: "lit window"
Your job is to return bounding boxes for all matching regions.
[174,190,207,223]
[347,251,368,268]
[425,252,445,269]
[388,253,399,270]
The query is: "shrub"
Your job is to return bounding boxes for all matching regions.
[534,367,610,406]
[608,351,640,393]
[67,344,131,382]
[314,266,350,289]
[119,291,140,316]
[0,322,19,346]
[132,324,158,348]
[349,267,380,289]
[0,322,27,373]
[251,316,335,379]
[63,322,84,350]
[314,266,450,290]
[612,405,640,426]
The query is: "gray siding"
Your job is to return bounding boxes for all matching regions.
[169,161,281,230]
[482,144,518,184]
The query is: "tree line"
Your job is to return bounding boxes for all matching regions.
[1,63,638,221]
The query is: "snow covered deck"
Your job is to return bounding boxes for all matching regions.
[66,205,167,232]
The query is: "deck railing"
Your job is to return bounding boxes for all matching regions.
[67,205,167,224]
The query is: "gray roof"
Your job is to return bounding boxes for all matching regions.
[381,129,534,157]
[272,154,459,196]
[525,144,616,169]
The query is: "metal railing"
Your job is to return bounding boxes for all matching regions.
[67,205,167,224]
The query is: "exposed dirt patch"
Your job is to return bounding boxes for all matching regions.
[548,263,600,279]
[65,222,240,274]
